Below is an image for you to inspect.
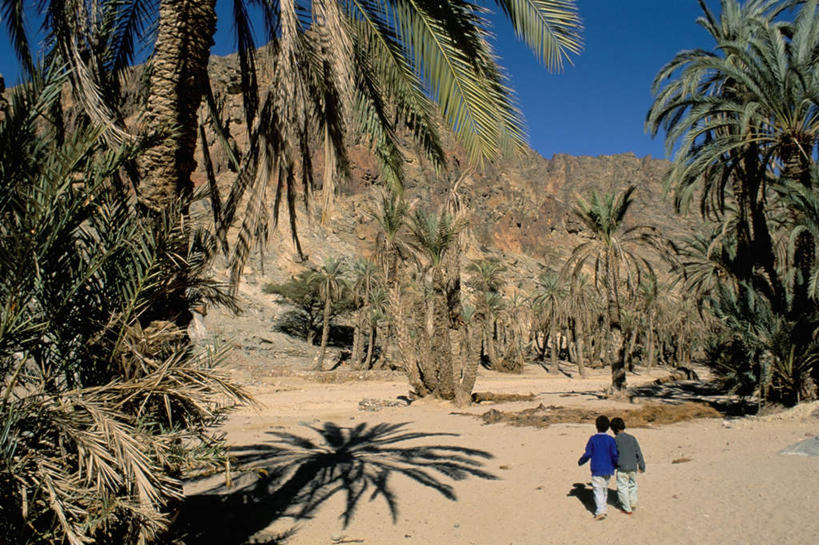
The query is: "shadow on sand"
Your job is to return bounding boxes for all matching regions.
[173,422,497,544]
[628,380,758,416]
[567,482,620,515]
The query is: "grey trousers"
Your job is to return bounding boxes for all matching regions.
[616,470,638,511]
[591,475,611,516]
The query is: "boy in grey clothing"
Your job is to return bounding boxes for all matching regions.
[610,417,645,514]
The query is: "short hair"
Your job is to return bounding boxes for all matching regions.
[610,417,626,432]
[595,415,610,433]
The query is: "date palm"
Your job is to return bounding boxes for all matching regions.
[0,71,248,545]
[563,186,665,390]
[349,257,381,366]
[373,191,410,289]
[533,271,566,375]
[4,0,582,285]
[313,257,348,370]
[566,273,597,377]
[647,0,819,312]
[467,257,507,366]
[406,208,467,398]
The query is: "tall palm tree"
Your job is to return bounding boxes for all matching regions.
[373,191,410,289]
[363,287,388,369]
[566,273,597,377]
[467,257,506,366]
[349,257,381,366]
[647,0,819,313]
[407,208,466,398]
[4,0,583,284]
[563,186,665,390]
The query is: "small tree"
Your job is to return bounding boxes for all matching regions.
[264,269,352,349]
[313,258,349,370]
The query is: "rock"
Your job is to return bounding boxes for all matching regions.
[188,312,209,343]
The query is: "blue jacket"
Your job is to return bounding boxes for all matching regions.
[578,433,618,476]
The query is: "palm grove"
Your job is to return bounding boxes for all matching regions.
[2,0,819,544]
[0,0,582,543]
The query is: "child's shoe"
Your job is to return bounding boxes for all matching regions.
[593,513,607,520]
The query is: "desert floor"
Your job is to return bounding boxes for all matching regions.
[181,362,819,545]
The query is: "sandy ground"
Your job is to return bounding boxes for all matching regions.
[182,366,819,545]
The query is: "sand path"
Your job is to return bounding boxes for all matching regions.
[188,368,819,545]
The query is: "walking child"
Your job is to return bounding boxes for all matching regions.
[578,415,618,520]
[610,417,645,515]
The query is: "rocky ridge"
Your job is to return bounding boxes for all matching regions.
[197,52,701,291]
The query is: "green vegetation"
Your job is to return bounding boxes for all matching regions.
[0,71,248,545]
[648,0,819,404]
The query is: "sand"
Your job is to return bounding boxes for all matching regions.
[182,367,819,545]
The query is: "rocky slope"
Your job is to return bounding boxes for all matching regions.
[197,52,700,292]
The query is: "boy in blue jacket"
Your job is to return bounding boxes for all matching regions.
[578,415,618,520]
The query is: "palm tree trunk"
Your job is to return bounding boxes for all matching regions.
[351,310,364,368]
[364,325,376,369]
[549,322,559,375]
[605,251,626,390]
[575,320,587,378]
[136,0,216,330]
[486,321,497,367]
[626,328,638,372]
[390,289,429,396]
[431,269,455,399]
[646,313,656,371]
[138,0,216,211]
[452,325,478,407]
[783,139,815,318]
[316,295,332,370]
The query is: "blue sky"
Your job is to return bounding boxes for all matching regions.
[0,0,721,160]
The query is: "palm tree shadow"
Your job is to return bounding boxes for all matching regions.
[173,422,497,544]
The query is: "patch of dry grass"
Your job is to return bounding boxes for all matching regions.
[471,392,537,403]
[305,369,404,383]
[471,402,722,429]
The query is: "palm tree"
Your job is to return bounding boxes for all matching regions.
[563,186,666,390]
[647,0,819,313]
[0,71,248,545]
[406,208,466,399]
[349,258,381,367]
[313,258,348,370]
[467,258,507,294]
[4,0,583,285]
[363,287,389,369]
[466,257,507,366]
[373,192,410,289]
[648,0,819,401]
[534,271,566,375]
[503,291,531,369]
[566,273,597,377]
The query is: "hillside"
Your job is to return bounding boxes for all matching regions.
[197,53,699,290]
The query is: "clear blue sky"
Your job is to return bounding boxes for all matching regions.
[0,0,721,160]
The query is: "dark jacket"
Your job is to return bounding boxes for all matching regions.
[578,433,618,476]
[614,432,645,472]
